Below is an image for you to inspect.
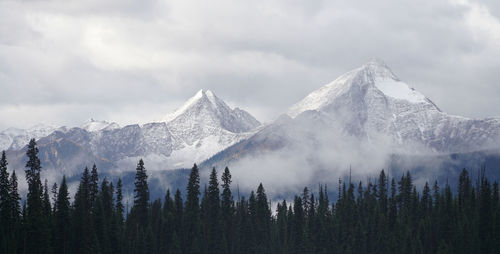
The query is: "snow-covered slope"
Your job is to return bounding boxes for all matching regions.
[163,89,261,167]
[0,120,121,152]
[0,123,62,151]
[82,119,120,132]
[286,58,500,153]
[203,59,500,173]
[4,90,260,173]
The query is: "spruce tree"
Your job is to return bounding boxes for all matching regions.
[0,151,10,253]
[9,170,21,253]
[255,183,271,253]
[184,164,201,254]
[42,179,52,253]
[54,176,70,254]
[113,178,124,254]
[133,159,149,226]
[72,166,98,253]
[220,167,233,253]
[90,163,99,209]
[115,178,124,225]
[9,170,21,222]
[0,151,10,224]
[25,138,50,253]
[207,168,222,254]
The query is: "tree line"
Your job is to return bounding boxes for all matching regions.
[1,139,500,254]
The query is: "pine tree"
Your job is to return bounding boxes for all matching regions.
[0,151,10,253]
[160,190,175,253]
[378,170,388,216]
[207,168,222,254]
[90,163,99,209]
[174,188,184,248]
[9,170,21,222]
[9,170,21,253]
[72,166,98,253]
[24,138,50,253]
[184,164,201,254]
[42,179,52,253]
[113,178,124,254]
[220,167,234,253]
[292,196,305,254]
[54,176,70,254]
[51,182,58,213]
[0,151,10,222]
[133,159,149,227]
[255,183,271,253]
[115,178,124,225]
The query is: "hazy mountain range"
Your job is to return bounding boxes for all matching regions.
[3,59,500,195]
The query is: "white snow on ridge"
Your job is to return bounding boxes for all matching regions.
[162,89,205,123]
[0,123,61,151]
[82,119,120,132]
[282,58,500,154]
[374,78,426,103]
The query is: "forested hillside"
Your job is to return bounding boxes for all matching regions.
[1,139,499,254]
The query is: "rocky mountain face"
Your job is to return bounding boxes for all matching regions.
[202,59,500,178]
[4,90,260,175]
[286,59,500,154]
[4,60,500,192]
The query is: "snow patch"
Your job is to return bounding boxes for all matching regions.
[374,78,427,103]
[163,89,205,122]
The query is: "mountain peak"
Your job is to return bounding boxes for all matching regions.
[287,59,432,118]
[163,89,223,123]
[81,119,119,132]
[163,89,260,133]
[358,58,398,81]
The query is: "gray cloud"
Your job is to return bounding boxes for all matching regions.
[1,0,500,131]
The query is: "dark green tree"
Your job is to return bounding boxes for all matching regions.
[220,167,234,253]
[24,139,50,254]
[206,168,223,254]
[54,176,70,254]
[184,164,201,254]
[133,159,149,226]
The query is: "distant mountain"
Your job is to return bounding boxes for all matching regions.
[4,90,260,176]
[202,59,500,184]
[0,123,61,151]
[5,60,500,196]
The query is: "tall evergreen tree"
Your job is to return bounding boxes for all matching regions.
[255,183,271,253]
[133,159,149,226]
[54,176,70,254]
[207,168,223,254]
[0,151,10,223]
[0,151,10,253]
[9,170,21,253]
[9,170,21,222]
[72,166,98,253]
[220,167,233,253]
[24,139,50,254]
[115,178,124,225]
[184,164,201,254]
[90,163,99,209]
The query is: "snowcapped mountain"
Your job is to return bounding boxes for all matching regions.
[81,119,120,132]
[162,89,261,166]
[4,89,260,174]
[0,120,120,152]
[202,59,500,173]
[0,123,62,151]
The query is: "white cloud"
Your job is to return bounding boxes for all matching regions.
[1,0,500,130]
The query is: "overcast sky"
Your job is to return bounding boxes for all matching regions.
[1,0,500,130]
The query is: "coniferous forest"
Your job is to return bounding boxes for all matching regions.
[1,139,500,254]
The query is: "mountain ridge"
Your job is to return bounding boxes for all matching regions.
[3,90,261,174]
[201,60,500,175]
